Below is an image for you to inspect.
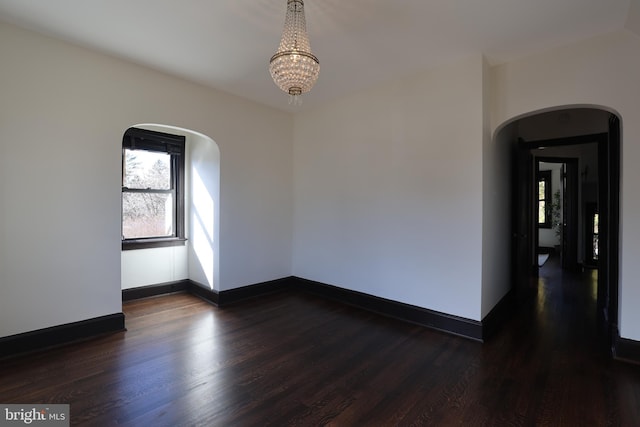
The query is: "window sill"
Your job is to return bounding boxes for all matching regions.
[122,237,187,251]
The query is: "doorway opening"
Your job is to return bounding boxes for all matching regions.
[505,107,620,355]
[535,156,581,273]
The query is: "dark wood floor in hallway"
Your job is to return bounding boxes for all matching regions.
[1,259,640,426]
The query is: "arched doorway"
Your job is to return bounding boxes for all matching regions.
[497,106,620,353]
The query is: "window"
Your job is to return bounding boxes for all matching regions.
[537,170,552,228]
[592,211,599,261]
[122,128,186,250]
[585,202,599,266]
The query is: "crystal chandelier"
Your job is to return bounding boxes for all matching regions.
[269,0,319,105]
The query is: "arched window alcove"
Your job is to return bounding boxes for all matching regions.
[121,123,220,292]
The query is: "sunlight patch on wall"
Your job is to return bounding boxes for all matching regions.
[191,167,215,289]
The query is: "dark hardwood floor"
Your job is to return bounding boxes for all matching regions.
[1,259,640,426]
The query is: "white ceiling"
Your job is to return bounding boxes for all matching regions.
[0,0,636,112]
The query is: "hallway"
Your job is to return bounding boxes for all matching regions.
[531,254,603,356]
[497,253,632,424]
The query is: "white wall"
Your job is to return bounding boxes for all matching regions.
[293,56,485,321]
[481,53,512,318]
[491,29,640,341]
[122,246,189,289]
[0,22,293,337]
[187,129,221,290]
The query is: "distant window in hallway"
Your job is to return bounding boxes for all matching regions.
[537,170,552,228]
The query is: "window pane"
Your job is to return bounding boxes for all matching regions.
[538,181,545,200]
[122,192,174,238]
[593,213,599,234]
[538,201,546,223]
[124,149,171,190]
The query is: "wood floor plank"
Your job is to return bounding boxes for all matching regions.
[1,257,640,425]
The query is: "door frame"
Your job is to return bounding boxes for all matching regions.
[535,157,580,272]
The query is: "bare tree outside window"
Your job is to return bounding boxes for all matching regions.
[122,149,173,239]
